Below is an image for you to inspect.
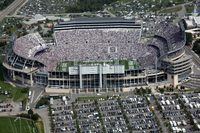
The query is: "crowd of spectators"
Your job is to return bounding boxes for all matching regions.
[13,33,46,58]
[11,21,186,71]
[54,29,144,61]
[12,33,57,71]
[154,22,185,52]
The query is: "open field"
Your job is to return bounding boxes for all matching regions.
[185,4,194,13]
[35,119,45,133]
[0,117,39,133]
[0,46,28,102]
[0,81,28,102]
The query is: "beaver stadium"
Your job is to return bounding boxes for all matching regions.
[3,18,192,93]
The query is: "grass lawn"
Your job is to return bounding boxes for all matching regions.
[185,5,194,13]
[0,53,28,102]
[0,81,28,102]
[0,117,39,133]
[35,119,45,133]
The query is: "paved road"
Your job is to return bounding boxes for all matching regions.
[184,46,200,68]
[13,0,28,16]
[35,108,51,133]
[0,0,26,22]
[29,85,45,109]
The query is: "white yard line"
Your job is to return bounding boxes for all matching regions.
[9,118,15,133]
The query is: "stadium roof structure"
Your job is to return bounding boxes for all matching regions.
[59,17,139,23]
[54,17,142,31]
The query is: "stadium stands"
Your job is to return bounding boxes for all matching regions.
[3,19,192,92]
[154,21,185,52]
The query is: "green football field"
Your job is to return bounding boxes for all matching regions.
[0,117,39,133]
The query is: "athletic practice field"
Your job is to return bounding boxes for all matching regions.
[0,117,39,133]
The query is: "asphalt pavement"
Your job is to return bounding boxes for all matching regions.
[29,85,45,109]
[35,108,51,133]
[184,46,200,67]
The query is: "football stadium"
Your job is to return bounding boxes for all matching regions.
[3,18,192,93]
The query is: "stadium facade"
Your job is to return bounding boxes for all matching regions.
[3,18,192,93]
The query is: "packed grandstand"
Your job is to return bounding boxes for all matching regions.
[3,18,192,93]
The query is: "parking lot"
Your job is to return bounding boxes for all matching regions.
[50,95,160,133]
[18,0,76,16]
[179,93,200,132]
[74,101,103,133]
[98,98,128,133]
[0,102,13,112]
[155,94,195,133]
[51,99,77,133]
[121,95,159,132]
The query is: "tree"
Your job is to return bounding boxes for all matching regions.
[180,86,185,90]
[186,33,193,45]
[141,87,146,94]
[32,113,40,121]
[0,0,15,10]
[28,109,34,119]
[37,25,42,32]
[159,88,164,93]
[192,40,200,56]
[28,109,33,115]
[35,97,49,109]
[147,88,152,94]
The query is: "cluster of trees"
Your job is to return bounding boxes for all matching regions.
[156,85,178,93]
[186,33,193,45]
[0,0,14,10]
[0,18,25,36]
[35,97,49,109]
[135,87,152,95]
[0,41,7,47]
[17,109,40,121]
[65,0,118,13]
